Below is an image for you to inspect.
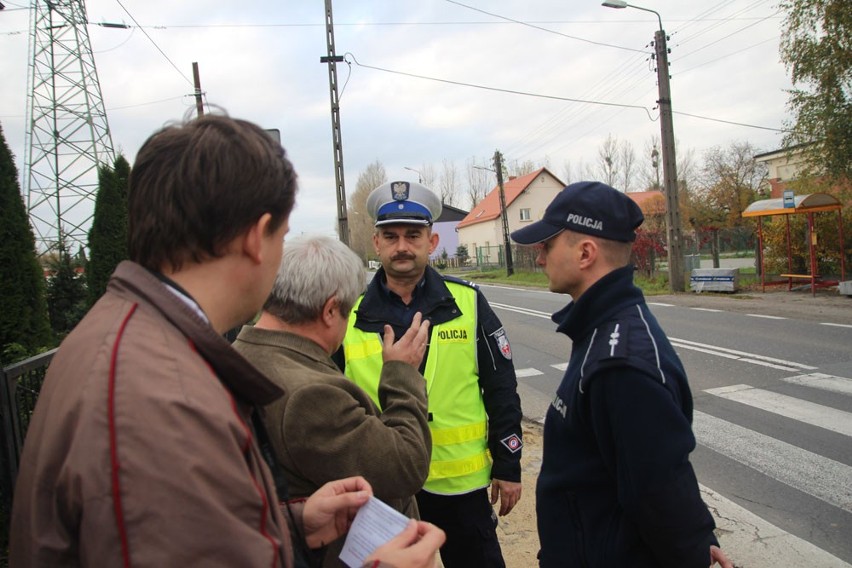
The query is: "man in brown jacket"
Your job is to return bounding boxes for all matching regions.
[234,234,433,567]
[10,114,443,568]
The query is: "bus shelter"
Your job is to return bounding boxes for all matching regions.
[742,193,845,296]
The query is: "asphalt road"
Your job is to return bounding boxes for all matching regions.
[476,282,852,567]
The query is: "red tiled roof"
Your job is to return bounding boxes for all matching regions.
[458,182,666,229]
[458,168,556,229]
[626,190,665,214]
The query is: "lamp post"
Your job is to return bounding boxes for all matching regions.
[475,151,514,277]
[602,0,685,292]
[404,166,422,183]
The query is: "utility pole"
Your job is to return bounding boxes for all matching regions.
[192,62,204,118]
[602,1,685,292]
[654,28,685,292]
[321,0,349,245]
[492,151,514,277]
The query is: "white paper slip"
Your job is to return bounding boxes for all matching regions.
[339,496,411,568]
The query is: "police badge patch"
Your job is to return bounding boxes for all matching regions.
[500,433,523,454]
[492,328,512,360]
[391,181,410,201]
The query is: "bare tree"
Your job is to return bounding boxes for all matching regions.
[642,135,661,191]
[677,145,699,196]
[506,159,539,178]
[347,161,387,262]
[419,163,438,191]
[698,141,768,228]
[466,157,489,209]
[596,134,619,187]
[578,158,596,181]
[439,159,460,206]
[619,141,637,192]
[561,160,574,185]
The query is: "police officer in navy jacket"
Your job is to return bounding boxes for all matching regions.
[511,181,733,568]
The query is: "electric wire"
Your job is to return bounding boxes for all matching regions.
[43,16,783,31]
[113,0,194,87]
[669,0,740,38]
[673,111,786,131]
[444,0,648,54]
[678,35,778,75]
[344,53,656,119]
[677,9,780,60]
[107,95,187,111]
[93,26,136,54]
[507,0,777,161]
[675,0,771,47]
[346,53,785,135]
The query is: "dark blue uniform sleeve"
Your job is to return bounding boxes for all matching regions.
[588,367,718,568]
[475,290,523,482]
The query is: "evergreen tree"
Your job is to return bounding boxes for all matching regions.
[0,122,52,360]
[87,155,130,305]
[46,241,88,339]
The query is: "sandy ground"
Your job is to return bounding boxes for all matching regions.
[495,420,543,568]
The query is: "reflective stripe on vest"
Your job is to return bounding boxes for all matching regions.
[342,282,491,494]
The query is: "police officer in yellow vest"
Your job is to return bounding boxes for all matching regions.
[337,180,524,568]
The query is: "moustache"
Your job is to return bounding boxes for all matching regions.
[391,254,416,261]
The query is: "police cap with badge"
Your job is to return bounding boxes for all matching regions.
[367,181,443,226]
[510,181,644,245]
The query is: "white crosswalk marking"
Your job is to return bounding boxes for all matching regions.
[700,484,852,568]
[669,337,818,371]
[693,411,852,514]
[705,384,852,437]
[515,367,543,378]
[781,373,852,396]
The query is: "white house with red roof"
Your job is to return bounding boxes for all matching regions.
[456,168,565,266]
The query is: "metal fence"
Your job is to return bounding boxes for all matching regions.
[1,349,56,557]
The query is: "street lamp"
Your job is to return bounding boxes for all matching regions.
[404,166,422,183]
[474,153,514,277]
[603,0,685,292]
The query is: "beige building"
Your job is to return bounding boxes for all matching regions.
[456,168,564,267]
[754,145,811,198]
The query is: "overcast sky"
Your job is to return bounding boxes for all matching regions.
[1,0,792,238]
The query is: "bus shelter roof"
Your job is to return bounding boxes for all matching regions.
[742,193,841,218]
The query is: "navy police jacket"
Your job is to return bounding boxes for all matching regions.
[536,265,717,568]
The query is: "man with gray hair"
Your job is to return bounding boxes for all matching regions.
[233,234,438,567]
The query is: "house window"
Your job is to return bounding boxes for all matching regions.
[519,208,531,221]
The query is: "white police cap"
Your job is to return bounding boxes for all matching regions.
[366,181,443,226]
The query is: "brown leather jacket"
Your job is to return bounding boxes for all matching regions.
[11,261,292,567]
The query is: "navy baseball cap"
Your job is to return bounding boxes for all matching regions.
[366,181,442,226]
[511,181,644,244]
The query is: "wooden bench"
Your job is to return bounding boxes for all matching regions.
[780,274,820,279]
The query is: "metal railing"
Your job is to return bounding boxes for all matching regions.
[1,348,56,556]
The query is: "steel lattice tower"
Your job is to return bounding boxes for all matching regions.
[24,0,115,256]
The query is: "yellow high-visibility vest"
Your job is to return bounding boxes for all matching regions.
[342,282,491,494]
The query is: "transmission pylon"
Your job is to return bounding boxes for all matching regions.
[24,0,116,257]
